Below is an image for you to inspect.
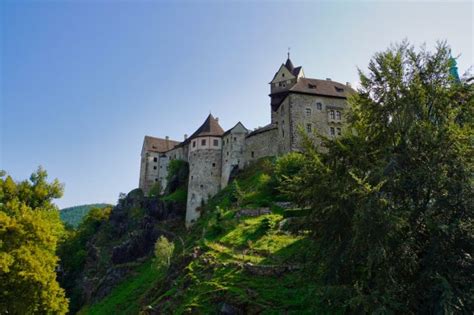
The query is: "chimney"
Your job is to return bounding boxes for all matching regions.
[326,78,331,81]
[165,136,169,141]
[215,117,219,122]
[184,134,188,140]
[346,82,351,87]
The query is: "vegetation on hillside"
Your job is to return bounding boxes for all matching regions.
[0,168,69,314]
[283,41,474,313]
[60,203,112,228]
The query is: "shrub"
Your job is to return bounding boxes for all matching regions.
[154,236,175,270]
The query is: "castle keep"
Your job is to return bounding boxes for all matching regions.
[139,57,354,225]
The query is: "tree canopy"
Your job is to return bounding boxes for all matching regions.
[284,42,473,313]
[0,167,69,314]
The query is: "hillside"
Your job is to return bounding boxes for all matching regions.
[59,157,327,314]
[60,204,112,227]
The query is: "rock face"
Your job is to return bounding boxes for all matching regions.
[68,189,186,307]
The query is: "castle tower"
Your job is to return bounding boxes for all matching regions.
[221,122,248,188]
[186,114,224,226]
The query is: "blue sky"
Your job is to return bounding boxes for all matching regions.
[1,1,472,208]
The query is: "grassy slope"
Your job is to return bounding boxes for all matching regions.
[81,158,326,314]
[60,204,111,228]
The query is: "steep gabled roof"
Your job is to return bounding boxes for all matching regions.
[143,136,180,153]
[187,114,224,141]
[223,121,249,136]
[246,123,278,138]
[285,58,295,72]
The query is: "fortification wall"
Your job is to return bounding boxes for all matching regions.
[244,127,279,164]
[221,131,246,188]
[186,146,222,225]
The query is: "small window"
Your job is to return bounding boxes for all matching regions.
[282,129,285,138]
[336,127,342,135]
[160,166,162,169]
[153,157,158,162]
[192,141,196,148]
[201,139,206,146]
[336,111,342,120]
[282,73,285,77]
[305,108,311,116]
[316,102,322,110]
[213,139,219,146]
[153,166,157,170]
[306,123,312,133]
[281,105,284,115]
[251,151,255,158]
[233,137,236,141]
[155,178,158,182]
[308,83,317,89]
[227,151,229,156]
[330,127,335,136]
[335,86,344,92]
[191,176,193,180]
[330,110,335,120]
[200,185,203,188]
[212,163,216,167]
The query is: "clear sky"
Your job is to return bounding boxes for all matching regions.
[1,0,472,208]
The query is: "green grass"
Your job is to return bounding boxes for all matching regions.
[82,259,163,315]
[162,187,187,203]
[79,156,321,314]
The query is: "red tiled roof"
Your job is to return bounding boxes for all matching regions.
[187,114,224,141]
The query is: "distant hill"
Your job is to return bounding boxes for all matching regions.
[60,203,112,228]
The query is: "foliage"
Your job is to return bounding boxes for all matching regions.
[166,160,189,184]
[0,167,69,314]
[58,206,112,312]
[161,187,187,203]
[284,42,474,313]
[154,236,175,270]
[60,203,111,228]
[274,152,306,193]
[148,181,162,198]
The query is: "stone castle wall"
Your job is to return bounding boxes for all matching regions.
[221,128,247,188]
[288,93,348,151]
[186,138,222,225]
[244,127,279,164]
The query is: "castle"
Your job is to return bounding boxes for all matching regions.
[139,57,354,225]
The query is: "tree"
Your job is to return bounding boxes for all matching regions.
[154,236,175,270]
[284,42,473,313]
[0,167,69,314]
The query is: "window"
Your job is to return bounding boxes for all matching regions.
[155,178,158,182]
[233,137,236,141]
[160,166,162,169]
[251,151,255,158]
[227,151,229,156]
[316,102,322,110]
[212,163,216,167]
[330,127,335,136]
[153,166,157,170]
[336,111,341,120]
[201,139,206,146]
[153,157,157,162]
[282,129,285,137]
[192,141,196,148]
[213,139,219,146]
[336,127,342,135]
[306,123,312,133]
[281,105,284,115]
[282,73,285,77]
[330,110,335,120]
[305,108,311,116]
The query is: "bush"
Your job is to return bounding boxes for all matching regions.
[154,236,175,270]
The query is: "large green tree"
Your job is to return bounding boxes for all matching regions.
[285,42,473,313]
[0,167,69,314]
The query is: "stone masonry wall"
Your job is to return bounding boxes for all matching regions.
[288,93,348,151]
[186,144,222,225]
[244,128,279,164]
[221,131,246,188]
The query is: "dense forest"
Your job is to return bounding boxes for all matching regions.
[1,42,472,314]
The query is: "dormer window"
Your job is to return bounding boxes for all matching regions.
[335,86,344,92]
[308,83,317,89]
